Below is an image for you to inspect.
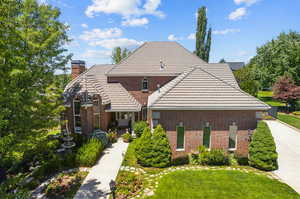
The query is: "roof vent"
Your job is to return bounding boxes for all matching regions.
[160,60,166,70]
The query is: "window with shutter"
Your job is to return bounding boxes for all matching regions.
[176,126,185,150]
[203,124,211,148]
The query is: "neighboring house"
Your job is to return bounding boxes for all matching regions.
[63,41,269,157]
[226,62,245,71]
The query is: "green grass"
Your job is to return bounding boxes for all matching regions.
[122,139,138,167]
[257,91,285,107]
[147,170,299,199]
[278,113,300,130]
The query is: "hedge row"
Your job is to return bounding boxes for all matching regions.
[249,121,278,171]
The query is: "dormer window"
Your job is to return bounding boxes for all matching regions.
[142,77,148,91]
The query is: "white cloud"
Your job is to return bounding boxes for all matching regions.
[81,49,112,59]
[213,29,241,35]
[81,23,88,28]
[237,50,248,56]
[89,38,143,49]
[85,0,164,18]
[234,0,259,6]
[168,34,180,41]
[79,28,122,41]
[228,7,247,20]
[122,17,149,27]
[187,33,196,40]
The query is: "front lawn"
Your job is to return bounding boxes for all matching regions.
[147,170,299,199]
[278,113,300,130]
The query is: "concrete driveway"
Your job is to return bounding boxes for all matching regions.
[265,120,300,193]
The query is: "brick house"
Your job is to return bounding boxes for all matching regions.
[63,41,270,157]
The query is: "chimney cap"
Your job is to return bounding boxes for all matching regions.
[71,60,85,65]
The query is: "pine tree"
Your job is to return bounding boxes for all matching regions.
[195,6,212,62]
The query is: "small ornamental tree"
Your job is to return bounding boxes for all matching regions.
[273,75,300,111]
[135,127,153,167]
[135,125,172,168]
[151,125,172,168]
[249,121,278,171]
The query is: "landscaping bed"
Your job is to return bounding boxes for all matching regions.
[146,169,299,199]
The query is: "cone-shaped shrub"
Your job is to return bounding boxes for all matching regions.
[249,121,278,171]
[135,125,171,167]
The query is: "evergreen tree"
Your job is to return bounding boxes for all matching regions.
[219,58,226,63]
[135,127,153,167]
[112,47,130,64]
[195,6,212,62]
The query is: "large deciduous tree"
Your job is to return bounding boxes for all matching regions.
[0,0,71,137]
[250,31,300,88]
[195,6,212,62]
[273,75,300,110]
[234,66,260,96]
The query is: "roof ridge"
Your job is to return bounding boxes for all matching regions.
[196,66,270,108]
[148,67,196,107]
[105,42,147,75]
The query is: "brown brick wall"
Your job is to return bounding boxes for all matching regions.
[65,95,112,135]
[108,76,175,105]
[71,65,85,79]
[154,110,257,157]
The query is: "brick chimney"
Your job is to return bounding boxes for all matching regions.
[71,60,86,79]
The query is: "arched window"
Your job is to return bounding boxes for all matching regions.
[142,77,148,91]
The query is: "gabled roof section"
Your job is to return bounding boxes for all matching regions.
[148,66,270,111]
[106,41,207,76]
[64,65,142,112]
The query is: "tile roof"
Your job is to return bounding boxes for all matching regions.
[64,65,142,112]
[106,41,207,76]
[148,66,270,111]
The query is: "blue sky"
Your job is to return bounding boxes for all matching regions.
[42,0,300,68]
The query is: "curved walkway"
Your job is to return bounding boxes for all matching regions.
[265,120,300,193]
[74,139,128,199]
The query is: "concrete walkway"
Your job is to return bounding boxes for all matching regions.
[265,120,300,193]
[74,139,129,199]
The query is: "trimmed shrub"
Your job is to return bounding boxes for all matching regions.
[76,138,103,167]
[107,131,118,143]
[249,121,278,171]
[133,121,148,138]
[171,155,189,166]
[199,149,230,166]
[122,132,132,143]
[135,125,172,168]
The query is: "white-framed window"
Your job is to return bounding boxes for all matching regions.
[176,122,185,151]
[73,99,82,133]
[93,99,100,130]
[152,111,160,128]
[142,77,148,91]
[229,122,238,150]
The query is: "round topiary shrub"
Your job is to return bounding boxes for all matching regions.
[135,125,171,168]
